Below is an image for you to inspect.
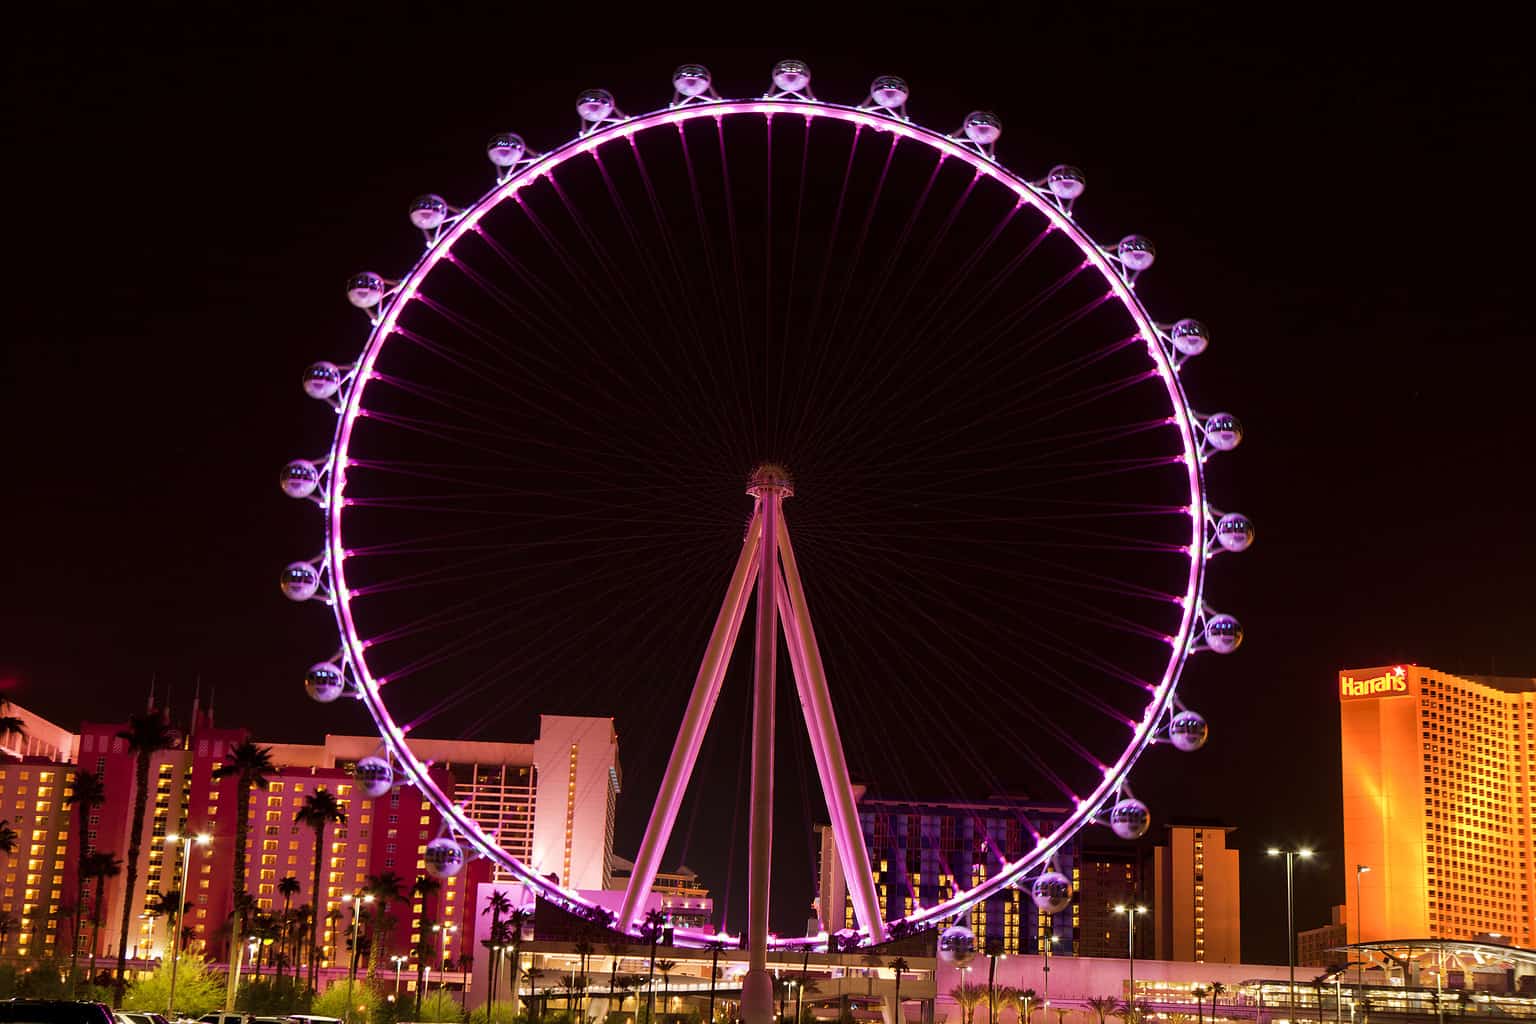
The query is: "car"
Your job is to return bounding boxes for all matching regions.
[0,1001,117,1024]
[196,1015,248,1024]
[284,1017,341,1024]
[121,1014,171,1024]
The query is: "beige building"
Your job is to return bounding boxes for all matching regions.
[1153,823,1240,963]
[1341,663,1536,946]
[1298,905,1349,968]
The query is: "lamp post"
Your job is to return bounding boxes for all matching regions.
[392,954,408,997]
[1041,932,1058,1014]
[1354,866,1370,994]
[342,892,375,1024]
[1112,905,1147,1018]
[165,833,211,1019]
[1267,848,1315,1023]
[433,923,457,1005]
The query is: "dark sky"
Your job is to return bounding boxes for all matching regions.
[5,5,1533,963]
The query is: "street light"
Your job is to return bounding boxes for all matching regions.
[341,892,376,1024]
[392,953,409,996]
[164,833,211,1019]
[1041,932,1059,1012]
[1112,905,1148,1015]
[1354,865,1370,993]
[433,922,458,1001]
[1268,848,1315,1022]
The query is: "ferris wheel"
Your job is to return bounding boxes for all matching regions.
[278,60,1250,988]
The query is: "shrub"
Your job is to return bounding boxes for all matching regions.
[123,958,226,1018]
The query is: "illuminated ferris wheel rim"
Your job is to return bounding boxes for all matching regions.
[286,64,1250,948]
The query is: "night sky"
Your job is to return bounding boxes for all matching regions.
[5,5,1532,963]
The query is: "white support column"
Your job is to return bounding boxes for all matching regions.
[741,480,785,1024]
[617,509,764,932]
[776,515,888,943]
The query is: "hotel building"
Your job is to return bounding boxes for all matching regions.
[1340,663,1536,946]
[815,792,1075,955]
[0,756,77,959]
[1152,824,1240,964]
[54,705,617,967]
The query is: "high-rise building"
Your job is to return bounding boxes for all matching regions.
[1075,839,1154,959]
[1297,905,1348,968]
[55,703,618,966]
[814,792,1075,954]
[0,757,77,959]
[1152,823,1240,964]
[1340,663,1536,946]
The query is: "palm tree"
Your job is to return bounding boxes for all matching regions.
[0,913,17,956]
[364,870,406,979]
[64,770,106,990]
[505,905,533,1018]
[115,708,179,990]
[146,888,180,959]
[951,983,985,1024]
[574,936,596,1019]
[1020,988,1038,1024]
[276,876,301,982]
[295,787,346,990]
[212,740,275,927]
[704,938,728,1024]
[889,958,910,1024]
[642,908,667,1022]
[482,889,513,1010]
[83,850,123,978]
[1209,983,1226,1016]
[996,988,1020,1024]
[0,698,26,748]
[1191,985,1209,1024]
[1085,997,1118,1024]
[655,959,678,1021]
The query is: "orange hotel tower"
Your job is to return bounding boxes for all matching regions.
[1341,663,1536,947]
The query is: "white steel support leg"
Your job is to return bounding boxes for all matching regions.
[741,486,784,1024]
[775,575,855,936]
[777,515,888,944]
[617,509,764,933]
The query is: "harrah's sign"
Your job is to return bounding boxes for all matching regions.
[1340,667,1408,699]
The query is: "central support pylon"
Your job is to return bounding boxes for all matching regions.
[617,465,886,1024]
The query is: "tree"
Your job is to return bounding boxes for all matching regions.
[641,908,667,1022]
[574,937,595,1019]
[889,958,909,1024]
[503,905,532,1018]
[0,698,26,747]
[1209,983,1226,1015]
[1020,989,1039,1024]
[116,708,180,991]
[276,877,301,982]
[0,913,17,956]
[1112,1000,1149,1024]
[212,741,275,929]
[951,983,985,1024]
[123,955,225,1017]
[64,770,107,991]
[704,938,728,1024]
[295,787,346,990]
[1085,997,1119,1024]
[482,889,513,1011]
[655,959,678,1020]
[1191,985,1209,1024]
[83,850,123,979]
[364,871,406,980]
[413,915,438,1019]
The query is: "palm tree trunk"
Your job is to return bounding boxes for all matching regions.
[92,876,107,984]
[310,828,325,991]
[116,752,152,990]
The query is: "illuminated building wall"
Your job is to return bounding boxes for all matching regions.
[815,793,1075,955]
[1075,840,1154,959]
[1297,905,1348,968]
[1341,664,1536,946]
[0,758,76,959]
[1152,824,1240,964]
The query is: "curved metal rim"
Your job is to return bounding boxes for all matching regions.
[321,95,1208,944]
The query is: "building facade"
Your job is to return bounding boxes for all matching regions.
[1340,664,1536,946]
[0,757,77,959]
[1297,905,1348,968]
[40,704,617,971]
[1075,839,1154,959]
[815,793,1076,955]
[1152,823,1240,964]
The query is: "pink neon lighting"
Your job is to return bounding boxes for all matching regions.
[323,96,1208,945]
